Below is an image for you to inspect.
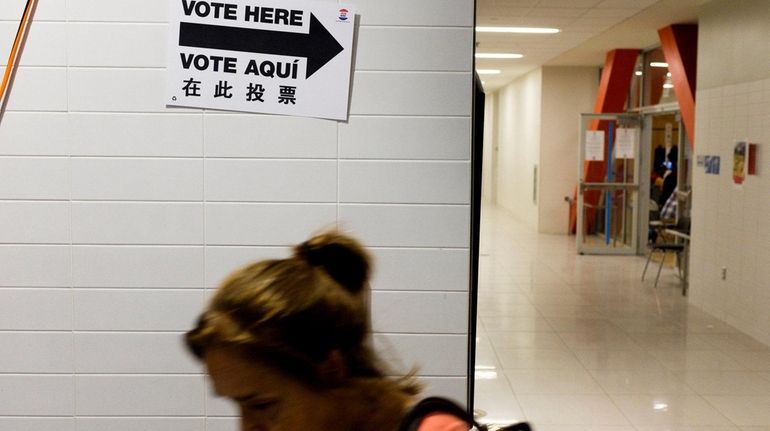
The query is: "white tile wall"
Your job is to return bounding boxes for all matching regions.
[75,375,205,415]
[70,113,203,157]
[0,332,73,373]
[74,332,201,374]
[0,289,72,329]
[70,158,203,201]
[689,1,770,347]
[0,113,69,155]
[0,157,69,199]
[370,248,470,291]
[0,375,74,416]
[76,418,204,431]
[0,22,66,66]
[73,289,205,331]
[71,202,204,244]
[0,0,473,424]
[1,67,68,111]
[72,246,204,288]
[339,117,471,160]
[0,419,74,431]
[0,201,69,243]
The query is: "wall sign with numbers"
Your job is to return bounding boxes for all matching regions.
[166,0,356,121]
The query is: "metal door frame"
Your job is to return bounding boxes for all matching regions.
[577,113,642,255]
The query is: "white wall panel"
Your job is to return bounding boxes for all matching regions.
[205,160,337,202]
[0,376,74,416]
[70,113,203,157]
[68,23,166,67]
[207,418,239,431]
[371,291,469,334]
[205,246,289,287]
[370,248,469,291]
[73,246,204,288]
[0,157,69,199]
[0,246,70,287]
[353,0,474,26]
[203,114,337,158]
[72,202,203,245]
[0,113,69,156]
[77,418,204,431]
[75,376,205,415]
[0,67,67,111]
[0,289,72,330]
[205,203,337,245]
[355,28,472,71]
[0,22,66,66]
[339,204,470,247]
[66,0,168,22]
[0,419,74,431]
[0,333,73,373]
[74,289,204,331]
[339,117,471,160]
[68,69,171,113]
[374,334,468,376]
[0,1,66,21]
[71,158,203,201]
[74,333,201,374]
[0,202,69,243]
[350,72,473,116]
[340,161,471,204]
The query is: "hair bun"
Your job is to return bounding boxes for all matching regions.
[294,231,371,295]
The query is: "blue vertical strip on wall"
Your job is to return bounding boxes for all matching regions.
[605,122,614,245]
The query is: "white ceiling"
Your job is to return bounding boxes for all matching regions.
[476,0,707,91]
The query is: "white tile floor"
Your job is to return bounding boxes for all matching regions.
[474,205,770,430]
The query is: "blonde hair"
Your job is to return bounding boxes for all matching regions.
[186,231,419,395]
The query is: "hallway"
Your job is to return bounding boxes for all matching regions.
[474,205,770,430]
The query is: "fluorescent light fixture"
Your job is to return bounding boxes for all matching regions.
[635,71,643,76]
[650,62,669,68]
[475,53,523,59]
[476,26,560,34]
[653,402,669,411]
[663,83,674,88]
[476,69,501,75]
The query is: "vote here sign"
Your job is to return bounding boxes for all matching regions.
[166,0,356,121]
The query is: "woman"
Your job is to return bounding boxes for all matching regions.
[185,231,468,431]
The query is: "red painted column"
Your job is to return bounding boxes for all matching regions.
[569,49,640,234]
[659,24,698,146]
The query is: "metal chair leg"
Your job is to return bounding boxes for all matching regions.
[654,250,666,288]
[642,249,655,281]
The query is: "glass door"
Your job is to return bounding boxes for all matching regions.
[577,113,642,255]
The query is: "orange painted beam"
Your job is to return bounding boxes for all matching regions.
[569,49,640,234]
[659,24,697,146]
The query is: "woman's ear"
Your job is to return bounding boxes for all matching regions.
[319,349,348,383]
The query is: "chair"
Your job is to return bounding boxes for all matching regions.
[642,217,690,288]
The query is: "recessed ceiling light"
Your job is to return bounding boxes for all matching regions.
[635,71,643,76]
[650,62,669,68]
[476,69,501,75]
[475,53,523,59]
[476,26,560,34]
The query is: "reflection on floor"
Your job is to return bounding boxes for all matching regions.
[474,205,770,430]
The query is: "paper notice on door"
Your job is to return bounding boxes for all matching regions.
[615,128,636,159]
[585,131,604,161]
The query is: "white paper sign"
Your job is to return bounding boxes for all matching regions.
[615,128,636,159]
[166,0,356,120]
[585,131,604,161]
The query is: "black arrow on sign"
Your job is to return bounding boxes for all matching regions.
[179,14,344,78]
